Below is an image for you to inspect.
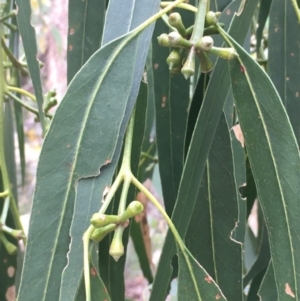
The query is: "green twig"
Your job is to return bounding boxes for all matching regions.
[0,26,27,245]
[0,196,10,225]
[7,85,36,101]
[291,0,300,23]
[0,190,9,197]
[6,91,39,116]
[190,0,208,44]
[6,91,52,119]
[160,2,198,12]
[2,38,29,76]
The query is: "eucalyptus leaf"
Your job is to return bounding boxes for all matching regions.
[258,261,278,301]
[67,0,106,83]
[177,245,227,301]
[17,6,159,300]
[268,0,300,145]
[227,32,300,301]
[15,0,45,134]
[150,1,258,299]
[186,113,243,301]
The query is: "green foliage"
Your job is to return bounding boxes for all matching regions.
[0,0,300,300]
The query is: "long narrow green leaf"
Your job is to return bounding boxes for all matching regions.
[258,261,278,301]
[15,0,45,134]
[150,1,259,299]
[227,33,300,301]
[75,245,111,301]
[0,102,18,301]
[186,113,243,301]
[67,0,106,83]
[243,223,270,287]
[256,0,272,55]
[247,268,268,301]
[210,0,233,11]
[60,2,160,300]
[9,15,25,186]
[268,0,300,145]
[223,88,246,243]
[152,4,194,216]
[18,5,159,301]
[177,246,227,301]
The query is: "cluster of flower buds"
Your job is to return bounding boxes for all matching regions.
[90,201,144,261]
[157,11,238,79]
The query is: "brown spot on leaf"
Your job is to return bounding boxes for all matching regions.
[232,124,244,147]
[216,294,221,299]
[226,9,231,15]
[240,65,245,73]
[275,27,279,32]
[6,285,15,301]
[105,159,111,164]
[285,283,295,298]
[7,266,15,277]
[67,144,71,148]
[69,28,75,35]
[68,44,73,51]
[91,267,97,276]
[154,63,159,69]
[205,275,212,283]
[296,92,299,98]
[291,53,295,57]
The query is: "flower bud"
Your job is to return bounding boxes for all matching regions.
[90,223,117,242]
[168,13,186,37]
[168,32,192,48]
[124,201,144,219]
[109,226,124,262]
[0,233,17,255]
[90,213,120,228]
[166,49,182,72]
[198,51,213,73]
[181,47,195,79]
[195,36,214,51]
[157,33,170,47]
[205,11,218,26]
[208,47,238,60]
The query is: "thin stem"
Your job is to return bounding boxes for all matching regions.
[190,0,209,44]
[0,11,16,22]
[118,178,131,214]
[160,2,198,12]
[6,91,52,119]
[135,0,187,33]
[121,106,136,169]
[0,190,9,197]
[291,0,300,23]
[0,29,10,194]
[7,85,36,102]
[138,143,155,167]
[140,152,158,162]
[1,38,28,76]
[131,175,186,251]
[0,196,10,224]
[83,226,94,301]
[6,91,39,116]
[0,26,27,246]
